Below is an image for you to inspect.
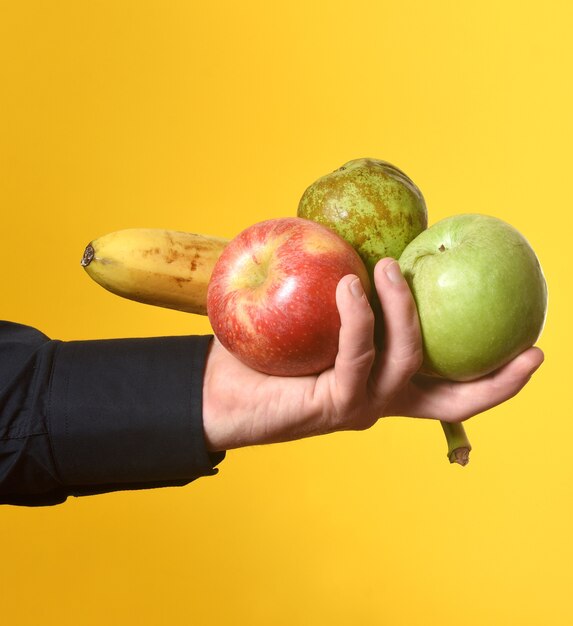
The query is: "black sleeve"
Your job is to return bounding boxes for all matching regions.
[0,321,225,506]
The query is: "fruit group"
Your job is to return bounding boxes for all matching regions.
[398,214,547,381]
[207,217,371,377]
[81,228,228,315]
[297,158,428,275]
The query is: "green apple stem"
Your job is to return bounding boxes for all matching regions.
[441,422,471,466]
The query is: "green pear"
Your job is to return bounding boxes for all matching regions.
[297,158,428,275]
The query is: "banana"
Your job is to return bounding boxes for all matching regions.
[81,228,229,315]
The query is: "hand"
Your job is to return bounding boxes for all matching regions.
[202,258,544,451]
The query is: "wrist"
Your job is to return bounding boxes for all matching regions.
[202,340,242,452]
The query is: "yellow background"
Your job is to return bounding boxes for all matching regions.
[1,1,571,624]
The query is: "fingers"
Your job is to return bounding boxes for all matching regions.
[333,274,376,398]
[371,259,423,399]
[392,346,545,422]
[442,346,545,421]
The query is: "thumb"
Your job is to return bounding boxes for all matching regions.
[333,274,376,400]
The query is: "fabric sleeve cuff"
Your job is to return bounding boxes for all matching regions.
[47,334,224,487]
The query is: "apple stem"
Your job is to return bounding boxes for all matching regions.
[440,422,471,466]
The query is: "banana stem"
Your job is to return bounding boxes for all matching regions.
[441,421,471,466]
[81,243,95,267]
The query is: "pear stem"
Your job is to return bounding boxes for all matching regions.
[441,421,471,466]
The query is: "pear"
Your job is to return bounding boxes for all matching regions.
[299,159,471,465]
[297,158,427,275]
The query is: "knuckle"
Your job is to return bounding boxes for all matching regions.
[351,346,377,370]
[350,414,379,431]
[328,407,378,433]
[389,341,424,374]
[336,345,376,374]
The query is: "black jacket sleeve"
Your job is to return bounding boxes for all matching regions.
[0,321,225,506]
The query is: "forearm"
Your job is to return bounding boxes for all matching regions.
[0,322,224,506]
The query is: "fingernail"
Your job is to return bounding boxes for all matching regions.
[384,261,404,284]
[349,277,364,298]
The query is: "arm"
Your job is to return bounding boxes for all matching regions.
[1,259,543,505]
[0,323,223,506]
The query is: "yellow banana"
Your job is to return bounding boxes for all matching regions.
[81,228,229,315]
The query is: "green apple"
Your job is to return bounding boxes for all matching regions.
[398,214,548,381]
[297,158,428,275]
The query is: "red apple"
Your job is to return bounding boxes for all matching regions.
[207,217,371,376]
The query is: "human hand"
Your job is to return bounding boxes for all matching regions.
[202,258,544,451]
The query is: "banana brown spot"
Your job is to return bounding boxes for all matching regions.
[190,251,200,272]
